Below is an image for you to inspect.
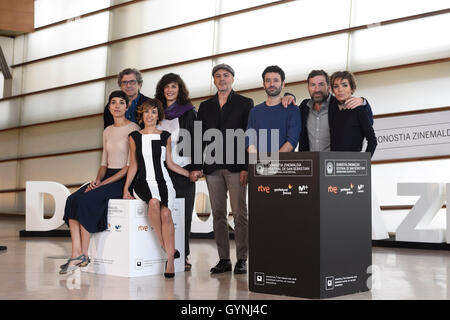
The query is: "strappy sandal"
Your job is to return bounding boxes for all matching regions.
[60,254,90,269]
[79,255,90,267]
[59,254,86,274]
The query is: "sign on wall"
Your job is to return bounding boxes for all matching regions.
[370,109,450,161]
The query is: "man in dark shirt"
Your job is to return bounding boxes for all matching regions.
[282,69,373,151]
[191,64,254,275]
[103,68,149,128]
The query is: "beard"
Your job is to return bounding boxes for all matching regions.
[311,91,329,103]
[265,86,282,97]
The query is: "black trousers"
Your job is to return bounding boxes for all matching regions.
[169,170,196,258]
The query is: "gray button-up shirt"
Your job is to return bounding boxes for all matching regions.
[306,95,331,151]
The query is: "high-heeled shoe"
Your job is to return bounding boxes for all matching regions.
[161,247,180,259]
[164,261,175,279]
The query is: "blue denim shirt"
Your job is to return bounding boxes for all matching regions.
[125,93,141,123]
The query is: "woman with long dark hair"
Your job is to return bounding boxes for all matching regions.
[155,73,197,272]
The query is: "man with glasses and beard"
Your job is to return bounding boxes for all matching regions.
[103,68,149,128]
[246,65,301,153]
[281,69,373,151]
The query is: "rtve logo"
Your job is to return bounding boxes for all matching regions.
[328,186,338,194]
[257,185,271,194]
[138,225,149,232]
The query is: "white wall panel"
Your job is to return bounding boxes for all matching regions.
[34,0,110,28]
[21,47,108,93]
[21,82,105,126]
[107,22,215,75]
[0,161,18,189]
[215,0,351,54]
[109,0,216,40]
[0,194,17,214]
[12,35,25,66]
[351,0,450,26]
[348,14,450,71]
[218,0,278,14]
[356,62,450,115]
[11,67,24,97]
[19,117,103,158]
[0,129,20,160]
[0,99,21,130]
[26,13,110,62]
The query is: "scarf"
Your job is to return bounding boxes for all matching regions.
[164,102,194,120]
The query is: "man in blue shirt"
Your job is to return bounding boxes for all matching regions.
[103,68,149,128]
[247,65,301,153]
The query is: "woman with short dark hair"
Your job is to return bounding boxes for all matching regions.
[123,98,190,279]
[60,91,140,274]
[329,71,377,157]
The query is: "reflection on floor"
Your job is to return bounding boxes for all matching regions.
[0,215,449,300]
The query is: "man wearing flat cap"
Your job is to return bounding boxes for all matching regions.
[191,63,254,275]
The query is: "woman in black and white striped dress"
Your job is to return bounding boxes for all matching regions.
[123,98,189,279]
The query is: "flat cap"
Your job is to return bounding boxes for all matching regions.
[212,63,235,77]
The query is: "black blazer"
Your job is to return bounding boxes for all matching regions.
[103,92,149,128]
[193,91,254,174]
[298,95,374,151]
[172,108,197,171]
[330,107,377,156]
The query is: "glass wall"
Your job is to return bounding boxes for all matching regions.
[0,0,449,233]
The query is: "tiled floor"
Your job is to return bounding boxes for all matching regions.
[1,215,449,300]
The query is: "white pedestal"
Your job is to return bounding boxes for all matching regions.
[84,199,185,277]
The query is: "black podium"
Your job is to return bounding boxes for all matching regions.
[248,152,372,299]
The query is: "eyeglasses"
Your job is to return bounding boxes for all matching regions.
[120,80,138,86]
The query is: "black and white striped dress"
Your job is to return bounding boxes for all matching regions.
[130,130,175,209]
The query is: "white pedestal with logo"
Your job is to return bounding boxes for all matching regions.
[83,199,184,277]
